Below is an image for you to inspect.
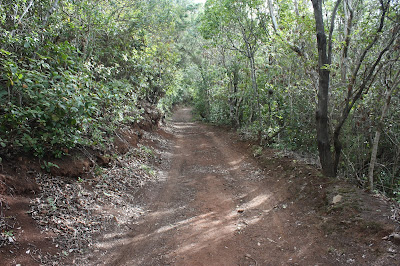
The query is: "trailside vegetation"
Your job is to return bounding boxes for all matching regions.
[0,0,196,158]
[191,0,400,198]
[1,0,400,199]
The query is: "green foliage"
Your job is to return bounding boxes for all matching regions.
[140,164,155,176]
[46,196,57,212]
[1,0,399,199]
[1,47,86,156]
[189,0,400,197]
[0,46,143,157]
[252,145,263,157]
[0,0,190,158]
[41,161,60,173]
[138,145,156,159]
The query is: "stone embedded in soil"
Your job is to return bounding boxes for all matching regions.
[332,194,343,204]
[384,233,400,245]
[96,155,111,166]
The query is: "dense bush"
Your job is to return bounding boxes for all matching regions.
[0,0,190,158]
[0,46,142,157]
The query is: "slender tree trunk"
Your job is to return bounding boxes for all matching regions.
[230,66,239,127]
[229,79,235,125]
[368,75,400,191]
[236,96,243,127]
[267,0,279,33]
[341,0,353,83]
[368,131,381,191]
[249,54,263,143]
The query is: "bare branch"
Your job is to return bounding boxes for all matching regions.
[328,0,342,63]
[266,0,306,57]
[350,0,390,86]
[335,27,399,138]
[10,0,34,37]
[17,0,34,25]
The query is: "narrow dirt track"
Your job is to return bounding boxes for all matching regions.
[87,107,397,266]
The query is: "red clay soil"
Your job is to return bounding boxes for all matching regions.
[84,107,399,266]
[0,156,60,265]
[0,195,60,265]
[1,107,399,265]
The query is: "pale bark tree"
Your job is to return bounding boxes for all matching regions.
[9,0,34,38]
[368,67,400,191]
[202,0,264,139]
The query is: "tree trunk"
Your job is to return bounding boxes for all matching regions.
[249,54,263,143]
[341,0,353,83]
[312,0,336,177]
[229,66,239,127]
[368,130,381,191]
[236,96,243,127]
[368,74,399,191]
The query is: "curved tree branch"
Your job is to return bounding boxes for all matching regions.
[266,0,306,57]
[10,0,34,37]
[328,0,343,63]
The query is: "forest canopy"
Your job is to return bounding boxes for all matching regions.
[1,0,400,198]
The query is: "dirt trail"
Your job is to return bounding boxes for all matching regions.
[88,107,398,266]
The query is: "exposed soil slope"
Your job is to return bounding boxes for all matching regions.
[85,107,399,266]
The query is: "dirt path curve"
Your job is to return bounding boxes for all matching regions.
[87,107,395,266]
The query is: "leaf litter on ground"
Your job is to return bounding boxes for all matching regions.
[29,133,170,265]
